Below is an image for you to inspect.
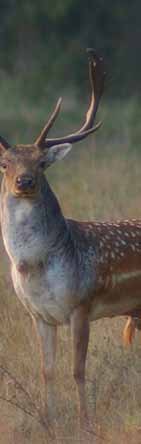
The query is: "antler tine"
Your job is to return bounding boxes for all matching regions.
[35,97,62,147]
[75,49,105,134]
[39,50,105,149]
[85,49,105,129]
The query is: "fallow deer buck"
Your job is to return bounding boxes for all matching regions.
[0,50,141,426]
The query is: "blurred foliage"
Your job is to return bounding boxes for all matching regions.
[0,1,141,101]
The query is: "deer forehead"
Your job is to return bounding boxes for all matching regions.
[5,144,42,164]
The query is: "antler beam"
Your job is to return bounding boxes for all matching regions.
[36,49,106,149]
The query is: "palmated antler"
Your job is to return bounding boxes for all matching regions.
[35,49,106,149]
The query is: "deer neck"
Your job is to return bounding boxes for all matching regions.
[0,176,72,268]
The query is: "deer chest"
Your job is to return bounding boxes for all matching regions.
[11,259,78,325]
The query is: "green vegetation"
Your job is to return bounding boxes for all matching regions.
[0,1,141,98]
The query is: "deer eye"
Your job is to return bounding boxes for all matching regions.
[0,162,7,172]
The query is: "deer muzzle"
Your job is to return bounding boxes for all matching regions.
[16,174,36,192]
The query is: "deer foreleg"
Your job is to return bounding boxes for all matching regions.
[71,305,90,426]
[32,316,57,416]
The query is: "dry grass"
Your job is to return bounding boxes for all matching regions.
[0,99,141,443]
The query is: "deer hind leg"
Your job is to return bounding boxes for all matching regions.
[123,316,136,346]
[123,315,141,346]
[71,305,90,427]
[32,316,57,417]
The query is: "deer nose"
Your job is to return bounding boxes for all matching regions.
[16,174,35,191]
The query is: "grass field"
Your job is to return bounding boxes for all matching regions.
[0,93,141,443]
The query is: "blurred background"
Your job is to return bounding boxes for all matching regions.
[0,2,141,444]
[1,0,141,95]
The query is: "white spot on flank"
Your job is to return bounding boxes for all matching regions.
[121,239,127,245]
[105,235,110,241]
[131,232,136,238]
[105,251,109,258]
[100,241,104,248]
[111,252,115,259]
[115,241,120,247]
[95,226,101,232]
[99,256,104,264]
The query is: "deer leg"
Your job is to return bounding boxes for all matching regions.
[71,305,90,426]
[32,316,57,417]
[123,316,136,346]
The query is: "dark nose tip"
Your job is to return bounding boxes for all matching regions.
[16,174,35,191]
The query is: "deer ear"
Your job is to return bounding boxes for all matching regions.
[45,143,72,166]
[0,136,11,151]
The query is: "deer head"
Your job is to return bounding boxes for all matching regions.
[0,50,105,198]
